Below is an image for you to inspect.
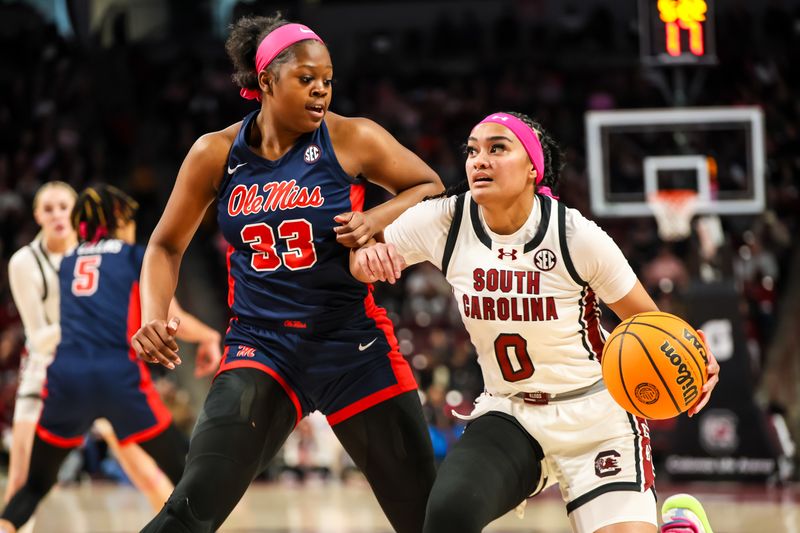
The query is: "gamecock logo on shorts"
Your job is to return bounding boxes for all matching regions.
[304,144,321,164]
[594,450,622,478]
[635,382,660,404]
[533,249,557,271]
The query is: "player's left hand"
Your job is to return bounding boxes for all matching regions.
[334,211,376,248]
[194,332,222,378]
[354,242,406,284]
[687,329,720,417]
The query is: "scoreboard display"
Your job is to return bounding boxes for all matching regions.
[639,0,717,65]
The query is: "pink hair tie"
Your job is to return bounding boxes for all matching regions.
[240,23,324,101]
[537,186,558,199]
[477,113,558,199]
[92,226,107,243]
[79,221,88,240]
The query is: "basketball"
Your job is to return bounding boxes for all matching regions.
[601,312,709,420]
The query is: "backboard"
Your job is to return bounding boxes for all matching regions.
[585,106,765,218]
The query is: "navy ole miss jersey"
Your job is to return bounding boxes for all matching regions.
[43,239,172,447]
[217,111,367,325]
[58,240,144,350]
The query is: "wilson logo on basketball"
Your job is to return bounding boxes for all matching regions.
[304,144,321,164]
[533,249,557,271]
[659,340,699,406]
[635,382,660,404]
[682,328,709,364]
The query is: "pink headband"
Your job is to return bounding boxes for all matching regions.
[240,23,324,101]
[477,112,557,198]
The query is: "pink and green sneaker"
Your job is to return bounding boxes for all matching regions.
[660,494,713,533]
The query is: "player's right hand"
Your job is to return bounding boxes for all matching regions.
[132,317,182,370]
[354,242,406,284]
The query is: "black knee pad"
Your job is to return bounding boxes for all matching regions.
[189,369,295,467]
[142,369,297,530]
[195,368,295,429]
[140,497,214,533]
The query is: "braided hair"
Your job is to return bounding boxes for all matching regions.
[427,111,564,200]
[72,185,139,243]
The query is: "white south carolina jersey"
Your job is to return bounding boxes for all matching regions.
[384,192,637,395]
[9,237,69,421]
[8,237,66,358]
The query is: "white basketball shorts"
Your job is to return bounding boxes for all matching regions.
[462,387,657,532]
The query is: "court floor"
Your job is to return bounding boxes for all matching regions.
[21,479,800,532]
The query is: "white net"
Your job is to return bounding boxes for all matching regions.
[647,190,699,241]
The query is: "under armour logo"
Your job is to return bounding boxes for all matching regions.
[490,115,509,121]
[498,248,518,260]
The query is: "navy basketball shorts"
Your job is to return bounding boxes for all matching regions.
[36,346,173,448]
[217,297,418,426]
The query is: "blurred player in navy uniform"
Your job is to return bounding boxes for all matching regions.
[133,12,441,533]
[0,185,222,533]
[6,181,203,518]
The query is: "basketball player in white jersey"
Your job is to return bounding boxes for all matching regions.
[351,113,720,533]
[5,181,205,514]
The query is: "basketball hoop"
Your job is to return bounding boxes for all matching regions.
[647,190,698,241]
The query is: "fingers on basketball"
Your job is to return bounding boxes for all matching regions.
[601,312,708,420]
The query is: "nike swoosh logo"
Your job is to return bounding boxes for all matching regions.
[299,28,314,33]
[358,338,378,351]
[227,162,248,175]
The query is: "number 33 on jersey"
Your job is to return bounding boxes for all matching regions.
[217,111,369,324]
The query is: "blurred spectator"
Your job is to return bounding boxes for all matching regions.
[642,244,691,293]
[281,412,346,482]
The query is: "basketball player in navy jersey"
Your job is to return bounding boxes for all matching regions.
[352,112,720,533]
[132,13,442,533]
[0,185,222,533]
[6,181,196,517]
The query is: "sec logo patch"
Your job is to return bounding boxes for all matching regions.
[533,249,557,271]
[304,144,322,164]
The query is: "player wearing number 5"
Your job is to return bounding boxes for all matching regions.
[352,112,720,533]
[0,185,222,533]
[133,13,441,533]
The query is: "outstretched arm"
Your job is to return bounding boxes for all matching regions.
[331,116,444,247]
